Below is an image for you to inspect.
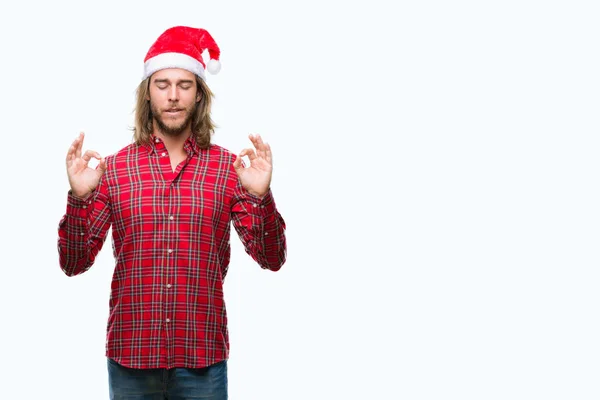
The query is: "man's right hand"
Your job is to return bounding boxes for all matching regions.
[66,132,107,199]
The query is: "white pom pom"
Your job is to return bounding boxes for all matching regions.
[207,59,221,75]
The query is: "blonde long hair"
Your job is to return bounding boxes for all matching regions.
[133,74,216,149]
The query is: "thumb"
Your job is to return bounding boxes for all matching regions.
[96,157,107,174]
[233,154,245,171]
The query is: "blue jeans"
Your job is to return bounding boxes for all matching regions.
[107,358,228,399]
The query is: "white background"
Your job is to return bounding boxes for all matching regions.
[1,0,599,399]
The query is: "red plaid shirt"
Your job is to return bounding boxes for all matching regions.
[57,135,287,369]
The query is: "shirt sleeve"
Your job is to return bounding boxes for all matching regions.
[230,183,287,271]
[57,175,112,276]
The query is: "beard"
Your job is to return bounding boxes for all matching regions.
[151,101,196,137]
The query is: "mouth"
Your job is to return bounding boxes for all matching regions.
[165,108,184,114]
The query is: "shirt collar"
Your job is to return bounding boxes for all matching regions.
[143,134,200,157]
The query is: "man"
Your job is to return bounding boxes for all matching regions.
[57,26,287,399]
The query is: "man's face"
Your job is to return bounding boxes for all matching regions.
[147,68,200,137]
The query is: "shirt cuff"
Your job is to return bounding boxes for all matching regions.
[245,189,276,217]
[66,190,94,219]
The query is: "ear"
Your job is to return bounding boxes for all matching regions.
[196,92,202,102]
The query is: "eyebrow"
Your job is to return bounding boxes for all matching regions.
[153,79,195,85]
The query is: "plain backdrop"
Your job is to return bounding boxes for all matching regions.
[1,0,600,399]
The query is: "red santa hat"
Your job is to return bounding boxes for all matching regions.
[143,26,221,80]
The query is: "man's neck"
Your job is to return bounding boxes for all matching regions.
[154,130,191,155]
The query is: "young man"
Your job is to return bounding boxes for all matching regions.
[57,26,287,399]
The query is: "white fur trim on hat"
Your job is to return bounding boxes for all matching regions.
[143,52,206,80]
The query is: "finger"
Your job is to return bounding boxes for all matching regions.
[82,149,101,163]
[66,134,81,163]
[240,148,258,161]
[248,134,259,150]
[264,143,272,164]
[253,134,267,159]
[249,133,263,143]
[76,132,85,159]
[233,154,246,171]
[255,146,266,160]
[97,157,107,173]
[66,144,76,165]
[249,133,265,147]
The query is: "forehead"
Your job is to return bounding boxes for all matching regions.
[151,68,197,81]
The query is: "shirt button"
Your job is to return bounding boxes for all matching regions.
[169,216,174,221]
[82,205,87,209]
[167,249,173,254]
[166,284,172,289]
[155,138,160,143]
[252,203,257,208]
[264,232,269,236]
[161,152,166,157]
[166,318,171,323]
[80,232,85,236]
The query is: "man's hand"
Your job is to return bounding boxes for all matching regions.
[66,132,107,199]
[233,134,273,198]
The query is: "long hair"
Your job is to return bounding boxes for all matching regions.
[132,74,216,149]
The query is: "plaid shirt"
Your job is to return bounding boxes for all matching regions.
[57,135,287,369]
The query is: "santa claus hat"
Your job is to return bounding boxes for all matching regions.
[142,26,221,80]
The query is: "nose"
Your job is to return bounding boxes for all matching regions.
[168,85,179,102]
